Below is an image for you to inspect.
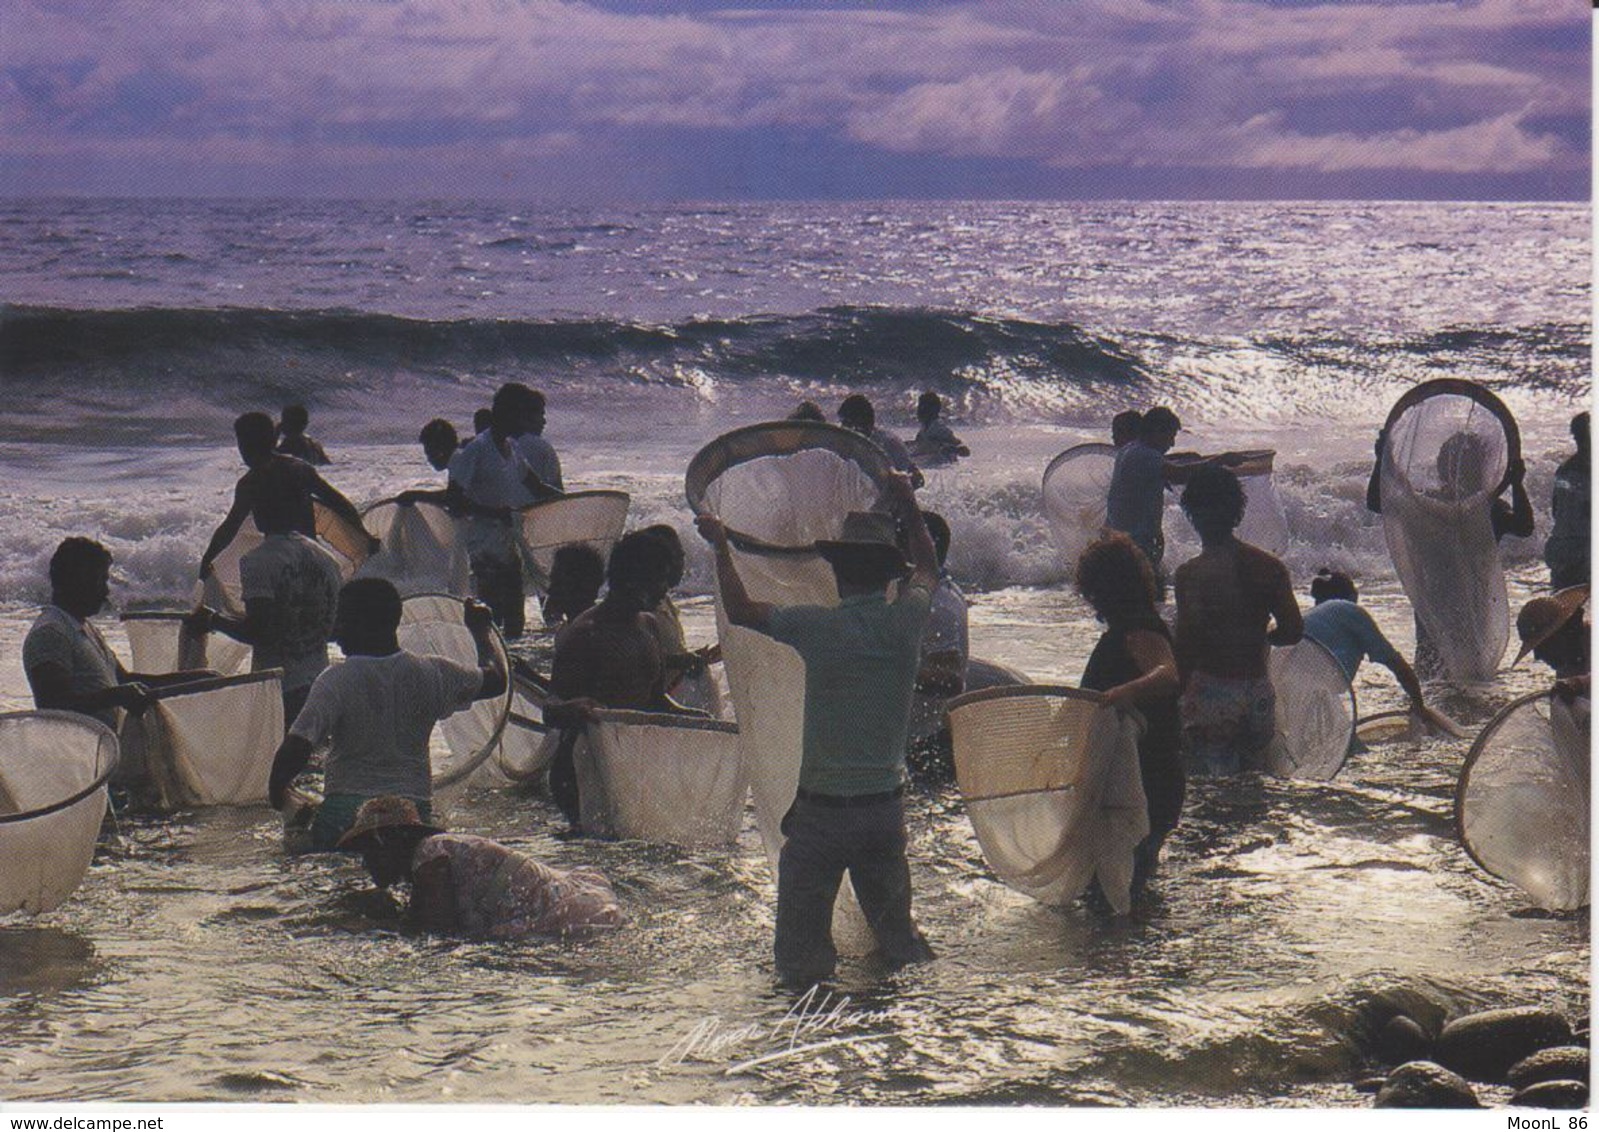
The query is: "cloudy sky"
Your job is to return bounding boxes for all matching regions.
[1,0,1589,199]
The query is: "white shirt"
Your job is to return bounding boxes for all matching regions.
[514,433,564,493]
[23,605,121,729]
[289,651,483,801]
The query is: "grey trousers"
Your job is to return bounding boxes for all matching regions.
[774,795,934,985]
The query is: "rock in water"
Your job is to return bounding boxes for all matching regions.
[1435,1007,1571,1082]
[1510,1080,1588,1109]
[1507,1046,1590,1090]
[1374,1062,1480,1108]
[1377,1014,1432,1065]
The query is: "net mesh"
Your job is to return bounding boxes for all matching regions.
[468,674,552,789]
[394,594,512,792]
[195,502,370,618]
[120,673,285,809]
[0,712,118,916]
[948,686,1149,914]
[516,491,630,591]
[1457,693,1590,911]
[687,421,895,955]
[358,499,471,597]
[1380,383,1517,682]
[573,710,746,845]
[121,613,251,676]
[1041,443,1116,576]
[1267,638,1356,780]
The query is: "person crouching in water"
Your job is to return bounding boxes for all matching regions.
[339,795,624,940]
[1076,532,1182,891]
[268,579,507,851]
[1173,465,1303,776]
[697,472,937,987]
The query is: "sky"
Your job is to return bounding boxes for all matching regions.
[0,0,1589,200]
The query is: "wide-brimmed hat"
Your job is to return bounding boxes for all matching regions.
[1513,584,1588,665]
[335,795,444,851]
[814,511,910,575]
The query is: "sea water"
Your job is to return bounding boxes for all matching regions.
[0,198,1588,1105]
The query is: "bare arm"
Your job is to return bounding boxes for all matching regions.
[1101,628,1180,709]
[1265,560,1304,647]
[27,661,151,717]
[308,472,376,549]
[695,515,775,630]
[199,483,252,578]
[885,474,937,589]
[268,733,314,809]
[1365,429,1386,514]
[464,599,507,702]
[1495,458,1535,540]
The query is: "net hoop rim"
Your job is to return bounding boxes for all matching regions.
[948,683,1106,715]
[683,421,896,552]
[397,592,514,789]
[360,495,457,519]
[1453,688,1570,877]
[0,710,119,824]
[1381,378,1523,496]
[120,610,195,623]
[589,708,738,735]
[1271,635,1358,780]
[515,489,631,522]
[1041,442,1117,491]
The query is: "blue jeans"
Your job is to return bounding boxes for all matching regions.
[774,795,933,985]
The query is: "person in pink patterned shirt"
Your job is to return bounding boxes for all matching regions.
[338,796,625,940]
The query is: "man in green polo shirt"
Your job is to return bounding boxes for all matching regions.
[697,472,937,985]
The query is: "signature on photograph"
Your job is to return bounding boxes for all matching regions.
[657,985,896,1074]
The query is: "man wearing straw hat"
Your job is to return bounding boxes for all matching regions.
[1514,585,1589,700]
[697,472,938,986]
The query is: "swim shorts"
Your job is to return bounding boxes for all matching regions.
[1180,671,1278,777]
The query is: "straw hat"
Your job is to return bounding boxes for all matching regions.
[335,795,443,851]
[814,511,910,575]
[1513,585,1589,665]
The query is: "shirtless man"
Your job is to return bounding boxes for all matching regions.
[276,404,331,466]
[198,412,374,581]
[1172,465,1303,776]
[544,531,690,827]
[839,394,924,489]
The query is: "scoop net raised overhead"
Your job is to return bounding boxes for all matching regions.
[1042,443,1116,576]
[119,671,285,809]
[196,501,372,619]
[121,612,251,676]
[395,593,513,793]
[686,420,897,953]
[1378,380,1520,683]
[571,710,745,846]
[947,685,1148,914]
[358,499,471,597]
[0,712,118,916]
[1457,692,1589,911]
[1267,637,1357,780]
[515,490,630,592]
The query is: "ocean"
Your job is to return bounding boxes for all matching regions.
[0,197,1589,1105]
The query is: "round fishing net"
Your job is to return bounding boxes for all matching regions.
[195,502,371,619]
[394,593,513,792]
[1457,692,1589,911]
[515,490,630,592]
[119,671,285,809]
[1267,637,1356,780]
[1042,443,1116,577]
[1378,380,1519,683]
[358,498,471,597]
[121,611,251,677]
[0,712,118,916]
[686,420,896,954]
[947,685,1149,914]
[468,673,552,789]
[572,710,746,846]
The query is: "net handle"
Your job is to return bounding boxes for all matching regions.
[0,710,119,825]
[588,708,738,734]
[1381,379,1523,497]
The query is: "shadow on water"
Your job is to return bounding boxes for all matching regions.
[0,926,102,998]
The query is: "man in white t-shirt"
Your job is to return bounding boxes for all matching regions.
[445,385,553,638]
[508,384,564,495]
[190,488,342,724]
[268,578,507,852]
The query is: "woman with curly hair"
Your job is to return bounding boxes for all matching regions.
[1076,531,1183,891]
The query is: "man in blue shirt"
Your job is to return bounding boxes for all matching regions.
[1545,412,1590,591]
[1301,570,1453,731]
[1106,406,1181,586]
[698,472,937,986]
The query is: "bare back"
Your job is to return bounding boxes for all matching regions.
[550,605,666,710]
[1173,539,1299,681]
